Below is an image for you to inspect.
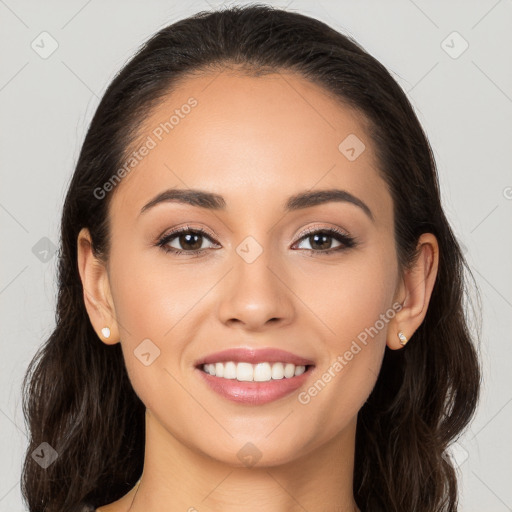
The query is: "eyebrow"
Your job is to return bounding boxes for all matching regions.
[139,188,374,221]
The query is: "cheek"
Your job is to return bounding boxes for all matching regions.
[292,245,397,417]
[293,240,398,350]
[108,241,201,340]
[107,244,219,403]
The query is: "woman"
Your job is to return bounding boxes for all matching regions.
[21,4,480,512]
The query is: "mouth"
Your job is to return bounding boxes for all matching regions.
[194,347,316,405]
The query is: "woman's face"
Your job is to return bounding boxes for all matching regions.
[102,70,401,466]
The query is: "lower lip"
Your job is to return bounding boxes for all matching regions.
[195,366,314,405]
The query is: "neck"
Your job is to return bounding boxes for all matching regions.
[126,410,360,512]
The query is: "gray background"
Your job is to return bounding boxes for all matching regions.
[1,0,511,510]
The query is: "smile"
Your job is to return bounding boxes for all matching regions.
[201,361,307,381]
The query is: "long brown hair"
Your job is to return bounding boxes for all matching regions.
[21,5,481,511]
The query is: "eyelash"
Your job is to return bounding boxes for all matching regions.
[156,224,357,258]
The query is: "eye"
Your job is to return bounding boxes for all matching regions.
[293,226,356,255]
[157,225,220,256]
[156,224,357,257]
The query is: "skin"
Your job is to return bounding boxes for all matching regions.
[77,69,439,512]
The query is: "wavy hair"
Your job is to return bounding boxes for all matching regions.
[21,5,481,511]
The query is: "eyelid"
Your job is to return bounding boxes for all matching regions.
[295,223,350,239]
[158,223,218,241]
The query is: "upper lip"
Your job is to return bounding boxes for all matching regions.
[195,347,315,367]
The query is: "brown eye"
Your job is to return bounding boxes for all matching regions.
[293,228,356,254]
[173,232,204,251]
[302,232,340,251]
[157,227,220,256]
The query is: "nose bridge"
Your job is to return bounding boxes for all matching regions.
[216,231,294,329]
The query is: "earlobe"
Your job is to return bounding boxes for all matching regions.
[77,227,120,345]
[387,233,439,350]
[397,331,408,346]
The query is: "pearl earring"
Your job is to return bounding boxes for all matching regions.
[101,327,111,339]
[397,331,408,346]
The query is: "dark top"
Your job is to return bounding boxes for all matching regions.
[78,503,96,512]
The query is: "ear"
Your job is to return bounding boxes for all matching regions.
[77,227,120,345]
[387,233,439,350]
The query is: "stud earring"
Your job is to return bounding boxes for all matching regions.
[397,331,408,346]
[101,327,111,339]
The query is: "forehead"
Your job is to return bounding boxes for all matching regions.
[110,70,390,223]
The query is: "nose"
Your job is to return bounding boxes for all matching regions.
[216,249,295,332]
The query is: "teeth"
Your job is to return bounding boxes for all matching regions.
[215,362,224,378]
[202,361,307,381]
